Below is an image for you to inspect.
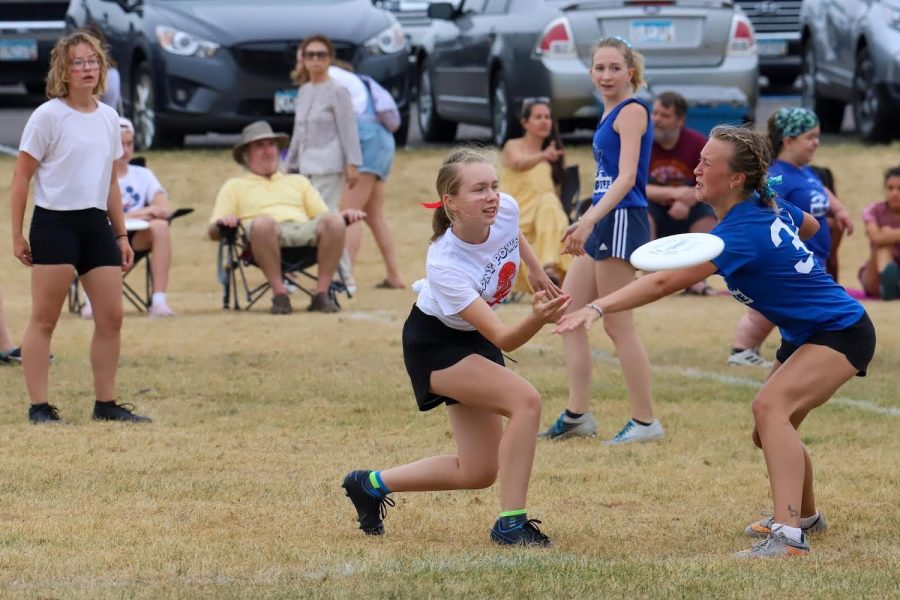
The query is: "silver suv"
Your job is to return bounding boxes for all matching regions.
[800,0,900,142]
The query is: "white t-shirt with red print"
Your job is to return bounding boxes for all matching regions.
[415,193,521,331]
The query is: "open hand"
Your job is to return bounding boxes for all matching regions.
[527,266,562,299]
[532,290,571,324]
[553,305,596,334]
[561,221,591,256]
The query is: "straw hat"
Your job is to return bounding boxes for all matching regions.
[232,120,289,166]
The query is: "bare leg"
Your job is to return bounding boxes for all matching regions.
[0,287,16,352]
[314,213,346,295]
[131,219,172,293]
[341,173,376,264]
[596,258,654,423]
[22,265,72,404]
[363,181,404,286]
[751,345,857,526]
[733,307,775,350]
[248,217,287,296]
[80,267,124,401]
[381,355,541,511]
[560,255,599,414]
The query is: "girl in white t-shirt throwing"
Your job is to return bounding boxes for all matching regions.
[10,32,150,424]
[342,148,570,546]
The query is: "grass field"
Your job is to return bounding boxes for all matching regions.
[0,141,898,599]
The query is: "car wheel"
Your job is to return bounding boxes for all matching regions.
[801,42,844,133]
[131,62,183,150]
[417,63,457,143]
[490,70,519,147]
[852,46,891,144]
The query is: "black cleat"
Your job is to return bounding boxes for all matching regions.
[28,403,63,424]
[490,518,552,547]
[342,470,395,535]
[93,402,152,423]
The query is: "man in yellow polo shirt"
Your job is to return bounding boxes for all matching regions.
[209,121,365,314]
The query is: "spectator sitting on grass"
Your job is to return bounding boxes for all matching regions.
[859,166,900,300]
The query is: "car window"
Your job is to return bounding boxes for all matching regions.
[463,0,508,14]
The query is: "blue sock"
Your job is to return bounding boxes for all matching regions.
[499,509,527,530]
[363,470,390,498]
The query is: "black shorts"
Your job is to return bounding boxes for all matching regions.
[30,206,121,276]
[402,304,504,412]
[648,200,717,238]
[776,312,876,377]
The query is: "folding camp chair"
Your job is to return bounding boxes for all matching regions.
[216,223,350,311]
[559,164,591,224]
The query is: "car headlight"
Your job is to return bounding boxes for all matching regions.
[885,4,900,31]
[155,26,220,58]
[364,23,406,55]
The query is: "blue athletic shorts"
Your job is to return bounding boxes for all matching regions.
[584,206,651,261]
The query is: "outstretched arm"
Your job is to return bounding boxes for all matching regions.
[460,292,571,352]
[554,261,718,333]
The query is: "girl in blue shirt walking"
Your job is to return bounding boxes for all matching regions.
[554,126,875,559]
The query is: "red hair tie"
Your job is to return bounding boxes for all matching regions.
[420,200,443,209]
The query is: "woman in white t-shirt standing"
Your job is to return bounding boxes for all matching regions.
[342,149,570,546]
[10,32,151,424]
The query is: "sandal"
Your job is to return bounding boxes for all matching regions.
[681,283,717,297]
[375,278,405,290]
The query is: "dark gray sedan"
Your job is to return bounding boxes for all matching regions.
[66,0,412,149]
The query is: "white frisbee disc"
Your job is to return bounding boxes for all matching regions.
[125,218,150,231]
[630,233,724,271]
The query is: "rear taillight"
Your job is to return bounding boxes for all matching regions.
[728,14,755,56]
[536,17,575,57]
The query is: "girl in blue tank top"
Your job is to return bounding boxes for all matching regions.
[554,126,875,559]
[542,37,664,446]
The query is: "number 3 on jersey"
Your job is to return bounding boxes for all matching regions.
[770,217,814,274]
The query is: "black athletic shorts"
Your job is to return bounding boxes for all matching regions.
[30,206,121,275]
[648,200,717,238]
[402,304,504,412]
[776,312,876,377]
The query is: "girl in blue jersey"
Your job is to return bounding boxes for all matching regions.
[541,37,663,445]
[727,107,855,369]
[554,126,875,558]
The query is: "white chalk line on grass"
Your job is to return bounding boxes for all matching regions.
[584,349,899,417]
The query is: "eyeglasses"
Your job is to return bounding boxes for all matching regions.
[71,57,100,71]
[303,50,329,61]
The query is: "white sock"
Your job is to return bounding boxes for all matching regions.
[772,523,803,543]
[152,292,167,306]
[800,512,820,529]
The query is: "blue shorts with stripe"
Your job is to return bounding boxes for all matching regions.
[584,207,651,261]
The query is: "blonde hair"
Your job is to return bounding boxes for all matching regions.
[290,34,335,86]
[592,37,645,92]
[45,32,108,99]
[431,147,496,241]
[710,125,775,207]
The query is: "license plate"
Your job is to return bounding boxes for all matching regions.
[757,39,788,57]
[274,88,297,114]
[0,39,38,61]
[629,20,675,44]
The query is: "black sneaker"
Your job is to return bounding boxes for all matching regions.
[342,470,395,535]
[28,403,63,424]
[1,347,54,365]
[490,518,552,547]
[93,402,152,423]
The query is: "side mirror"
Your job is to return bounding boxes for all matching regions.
[427,3,456,20]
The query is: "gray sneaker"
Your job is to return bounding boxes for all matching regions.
[733,530,810,558]
[538,411,597,439]
[745,512,828,538]
[603,419,665,445]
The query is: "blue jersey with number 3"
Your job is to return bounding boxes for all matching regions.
[711,195,863,345]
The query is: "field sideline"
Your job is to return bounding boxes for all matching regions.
[0,142,898,598]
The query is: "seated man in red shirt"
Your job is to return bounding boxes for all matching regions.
[645,91,718,295]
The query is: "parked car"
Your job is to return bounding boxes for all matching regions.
[735,0,803,87]
[66,0,412,149]
[800,0,900,142]
[418,0,758,146]
[0,0,68,94]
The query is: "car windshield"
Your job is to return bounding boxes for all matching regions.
[159,0,352,3]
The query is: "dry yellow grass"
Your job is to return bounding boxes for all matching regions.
[0,141,897,598]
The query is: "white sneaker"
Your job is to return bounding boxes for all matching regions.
[538,411,597,439]
[149,303,175,318]
[603,419,665,445]
[727,348,773,368]
[80,302,93,320]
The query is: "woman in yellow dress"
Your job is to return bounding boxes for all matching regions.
[500,99,571,293]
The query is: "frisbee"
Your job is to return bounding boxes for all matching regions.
[125,218,150,232]
[630,233,724,271]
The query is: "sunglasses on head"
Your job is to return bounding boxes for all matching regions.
[522,96,551,110]
[303,50,329,60]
